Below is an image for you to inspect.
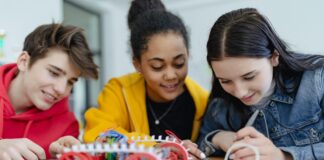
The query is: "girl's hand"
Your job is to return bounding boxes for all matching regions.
[212,130,237,152]
[230,126,289,160]
[49,136,80,157]
[182,140,206,159]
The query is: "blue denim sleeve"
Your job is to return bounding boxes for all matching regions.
[319,67,324,109]
[197,99,227,156]
[280,142,324,160]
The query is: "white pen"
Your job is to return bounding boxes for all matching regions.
[244,109,260,127]
[234,109,260,142]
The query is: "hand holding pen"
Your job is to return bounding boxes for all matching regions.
[210,110,261,154]
[229,110,289,160]
[230,126,287,160]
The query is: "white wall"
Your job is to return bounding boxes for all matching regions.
[99,0,324,90]
[0,0,62,63]
[166,0,324,89]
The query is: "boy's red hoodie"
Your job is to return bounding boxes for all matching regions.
[0,63,79,158]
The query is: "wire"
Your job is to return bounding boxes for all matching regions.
[224,143,260,160]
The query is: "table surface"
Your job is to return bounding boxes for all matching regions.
[208,157,223,160]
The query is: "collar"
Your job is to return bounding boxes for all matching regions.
[270,84,294,104]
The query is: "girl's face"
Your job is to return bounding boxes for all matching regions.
[17,49,80,111]
[133,32,188,102]
[211,56,278,105]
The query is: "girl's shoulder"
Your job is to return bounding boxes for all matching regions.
[314,67,324,93]
[302,67,324,83]
[301,66,323,78]
[300,67,324,98]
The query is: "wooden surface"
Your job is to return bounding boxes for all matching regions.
[208,157,223,160]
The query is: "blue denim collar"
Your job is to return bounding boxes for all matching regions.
[270,85,294,104]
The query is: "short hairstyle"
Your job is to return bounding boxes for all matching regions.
[23,23,98,79]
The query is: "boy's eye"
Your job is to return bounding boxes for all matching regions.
[68,80,75,86]
[49,70,59,77]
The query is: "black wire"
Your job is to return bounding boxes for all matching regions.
[262,108,318,160]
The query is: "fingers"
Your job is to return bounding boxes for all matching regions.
[231,146,257,159]
[49,136,80,157]
[235,126,263,140]
[182,140,198,148]
[49,141,62,157]
[24,139,46,159]
[60,136,80,148]
[0,139,45,160]
[1,152,12,160]
[6,147,24,160]
[19,148,39,160]
[182,140,206,159]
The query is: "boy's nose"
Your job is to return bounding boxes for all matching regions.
[54,81,67,95]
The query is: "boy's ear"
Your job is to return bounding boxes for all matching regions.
[271,50,279,67]
[17,51,30,71]
[132,58,142,74]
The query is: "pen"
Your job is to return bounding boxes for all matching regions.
[234,109,260,142]
[244,109,260,127]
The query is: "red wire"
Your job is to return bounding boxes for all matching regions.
[165,130,181,142]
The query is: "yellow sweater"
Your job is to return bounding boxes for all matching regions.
[84,72,209,142]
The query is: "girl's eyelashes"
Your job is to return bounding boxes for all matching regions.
[219,76,255,84]
[244,76,255,80]
[174,63,185,68]
[220,80,231,84]
[151,65,163,71]
[150,63,185,71]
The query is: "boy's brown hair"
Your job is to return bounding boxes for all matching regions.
[23,23,98,79]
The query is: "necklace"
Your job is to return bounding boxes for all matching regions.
[147,98,177,125]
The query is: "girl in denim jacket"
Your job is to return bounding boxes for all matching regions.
[198,8,324,160]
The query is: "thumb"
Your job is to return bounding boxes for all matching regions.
[49,141,63,157]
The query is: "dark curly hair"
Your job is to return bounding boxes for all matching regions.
[127,0,189,60]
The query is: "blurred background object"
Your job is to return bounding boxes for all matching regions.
[0,29,5,59]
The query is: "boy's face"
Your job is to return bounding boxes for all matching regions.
[211,56,278,106]
[18,49,81,110]
[133,32,188,102]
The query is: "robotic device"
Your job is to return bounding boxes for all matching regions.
[58,130,191,160]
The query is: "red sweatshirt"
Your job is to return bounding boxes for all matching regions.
[0,63,79,158]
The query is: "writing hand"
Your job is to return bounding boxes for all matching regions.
[230,126,287,160]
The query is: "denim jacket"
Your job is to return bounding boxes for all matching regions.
[198,67,324,160]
